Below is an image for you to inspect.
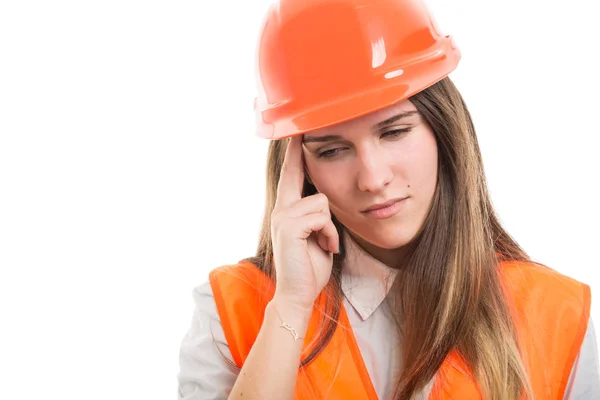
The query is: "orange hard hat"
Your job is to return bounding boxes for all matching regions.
[254,0,461,140]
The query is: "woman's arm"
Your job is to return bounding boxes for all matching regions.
[177,282,239,400]
[227,294,312,400]
[177,282,313,400]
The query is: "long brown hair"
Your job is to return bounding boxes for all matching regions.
[242,77,535,399]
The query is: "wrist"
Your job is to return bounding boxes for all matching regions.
[268,294,313,333]
[271,292,315,316]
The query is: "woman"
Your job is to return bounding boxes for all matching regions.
[178,0,599,398]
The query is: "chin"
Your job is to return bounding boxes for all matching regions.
[370,235,413,250]
[352,222,418,249]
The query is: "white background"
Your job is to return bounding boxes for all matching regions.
[1,0,598,398]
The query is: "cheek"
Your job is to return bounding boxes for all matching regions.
[398,131,438,191]
[307,163,351,202]
[311,168,346,195]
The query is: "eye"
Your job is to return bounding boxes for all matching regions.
[316,128,412,159]
[381,128,411,139]
[317,148,344,159]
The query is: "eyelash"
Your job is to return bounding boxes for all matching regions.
[316,128,411,159]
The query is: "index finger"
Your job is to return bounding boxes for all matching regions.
[276,134,305,208]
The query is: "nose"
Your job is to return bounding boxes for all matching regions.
[356,148,393,193]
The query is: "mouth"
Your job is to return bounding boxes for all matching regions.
[361,197,408,219]
[361,197,407,213]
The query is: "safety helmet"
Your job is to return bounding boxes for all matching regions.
[254,0,460,139]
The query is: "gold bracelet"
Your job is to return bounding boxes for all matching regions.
[272,304,304,341]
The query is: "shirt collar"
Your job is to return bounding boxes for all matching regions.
[340,230,399,321]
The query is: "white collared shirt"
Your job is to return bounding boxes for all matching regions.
[178,231,600,399]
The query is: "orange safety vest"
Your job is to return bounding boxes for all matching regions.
[209,259,590,399]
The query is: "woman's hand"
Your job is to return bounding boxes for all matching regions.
[270,135,340,311]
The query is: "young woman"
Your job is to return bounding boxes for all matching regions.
[178,0,599,398]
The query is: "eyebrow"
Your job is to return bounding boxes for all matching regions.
[374,110,418,129]
[302,110,419,144]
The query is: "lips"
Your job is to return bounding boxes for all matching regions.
[361,197,407,213]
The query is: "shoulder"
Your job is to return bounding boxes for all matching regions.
[208,260,275,303]
[499,260,593,395]
[499,260,592,343]
[498,259,591,344]
[499,259,591,304]
[499,258,585,283]
[208,260,263,285]
[204,260,276,367]
[206,259,276,316]
[185,259,268,341]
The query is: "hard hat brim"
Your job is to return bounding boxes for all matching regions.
[256,39,460,140]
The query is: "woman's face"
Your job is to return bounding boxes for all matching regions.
[301,99,438,266]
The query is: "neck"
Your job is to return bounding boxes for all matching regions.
[347,231,409,269]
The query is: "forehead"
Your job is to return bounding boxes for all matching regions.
[307,99,418,137]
